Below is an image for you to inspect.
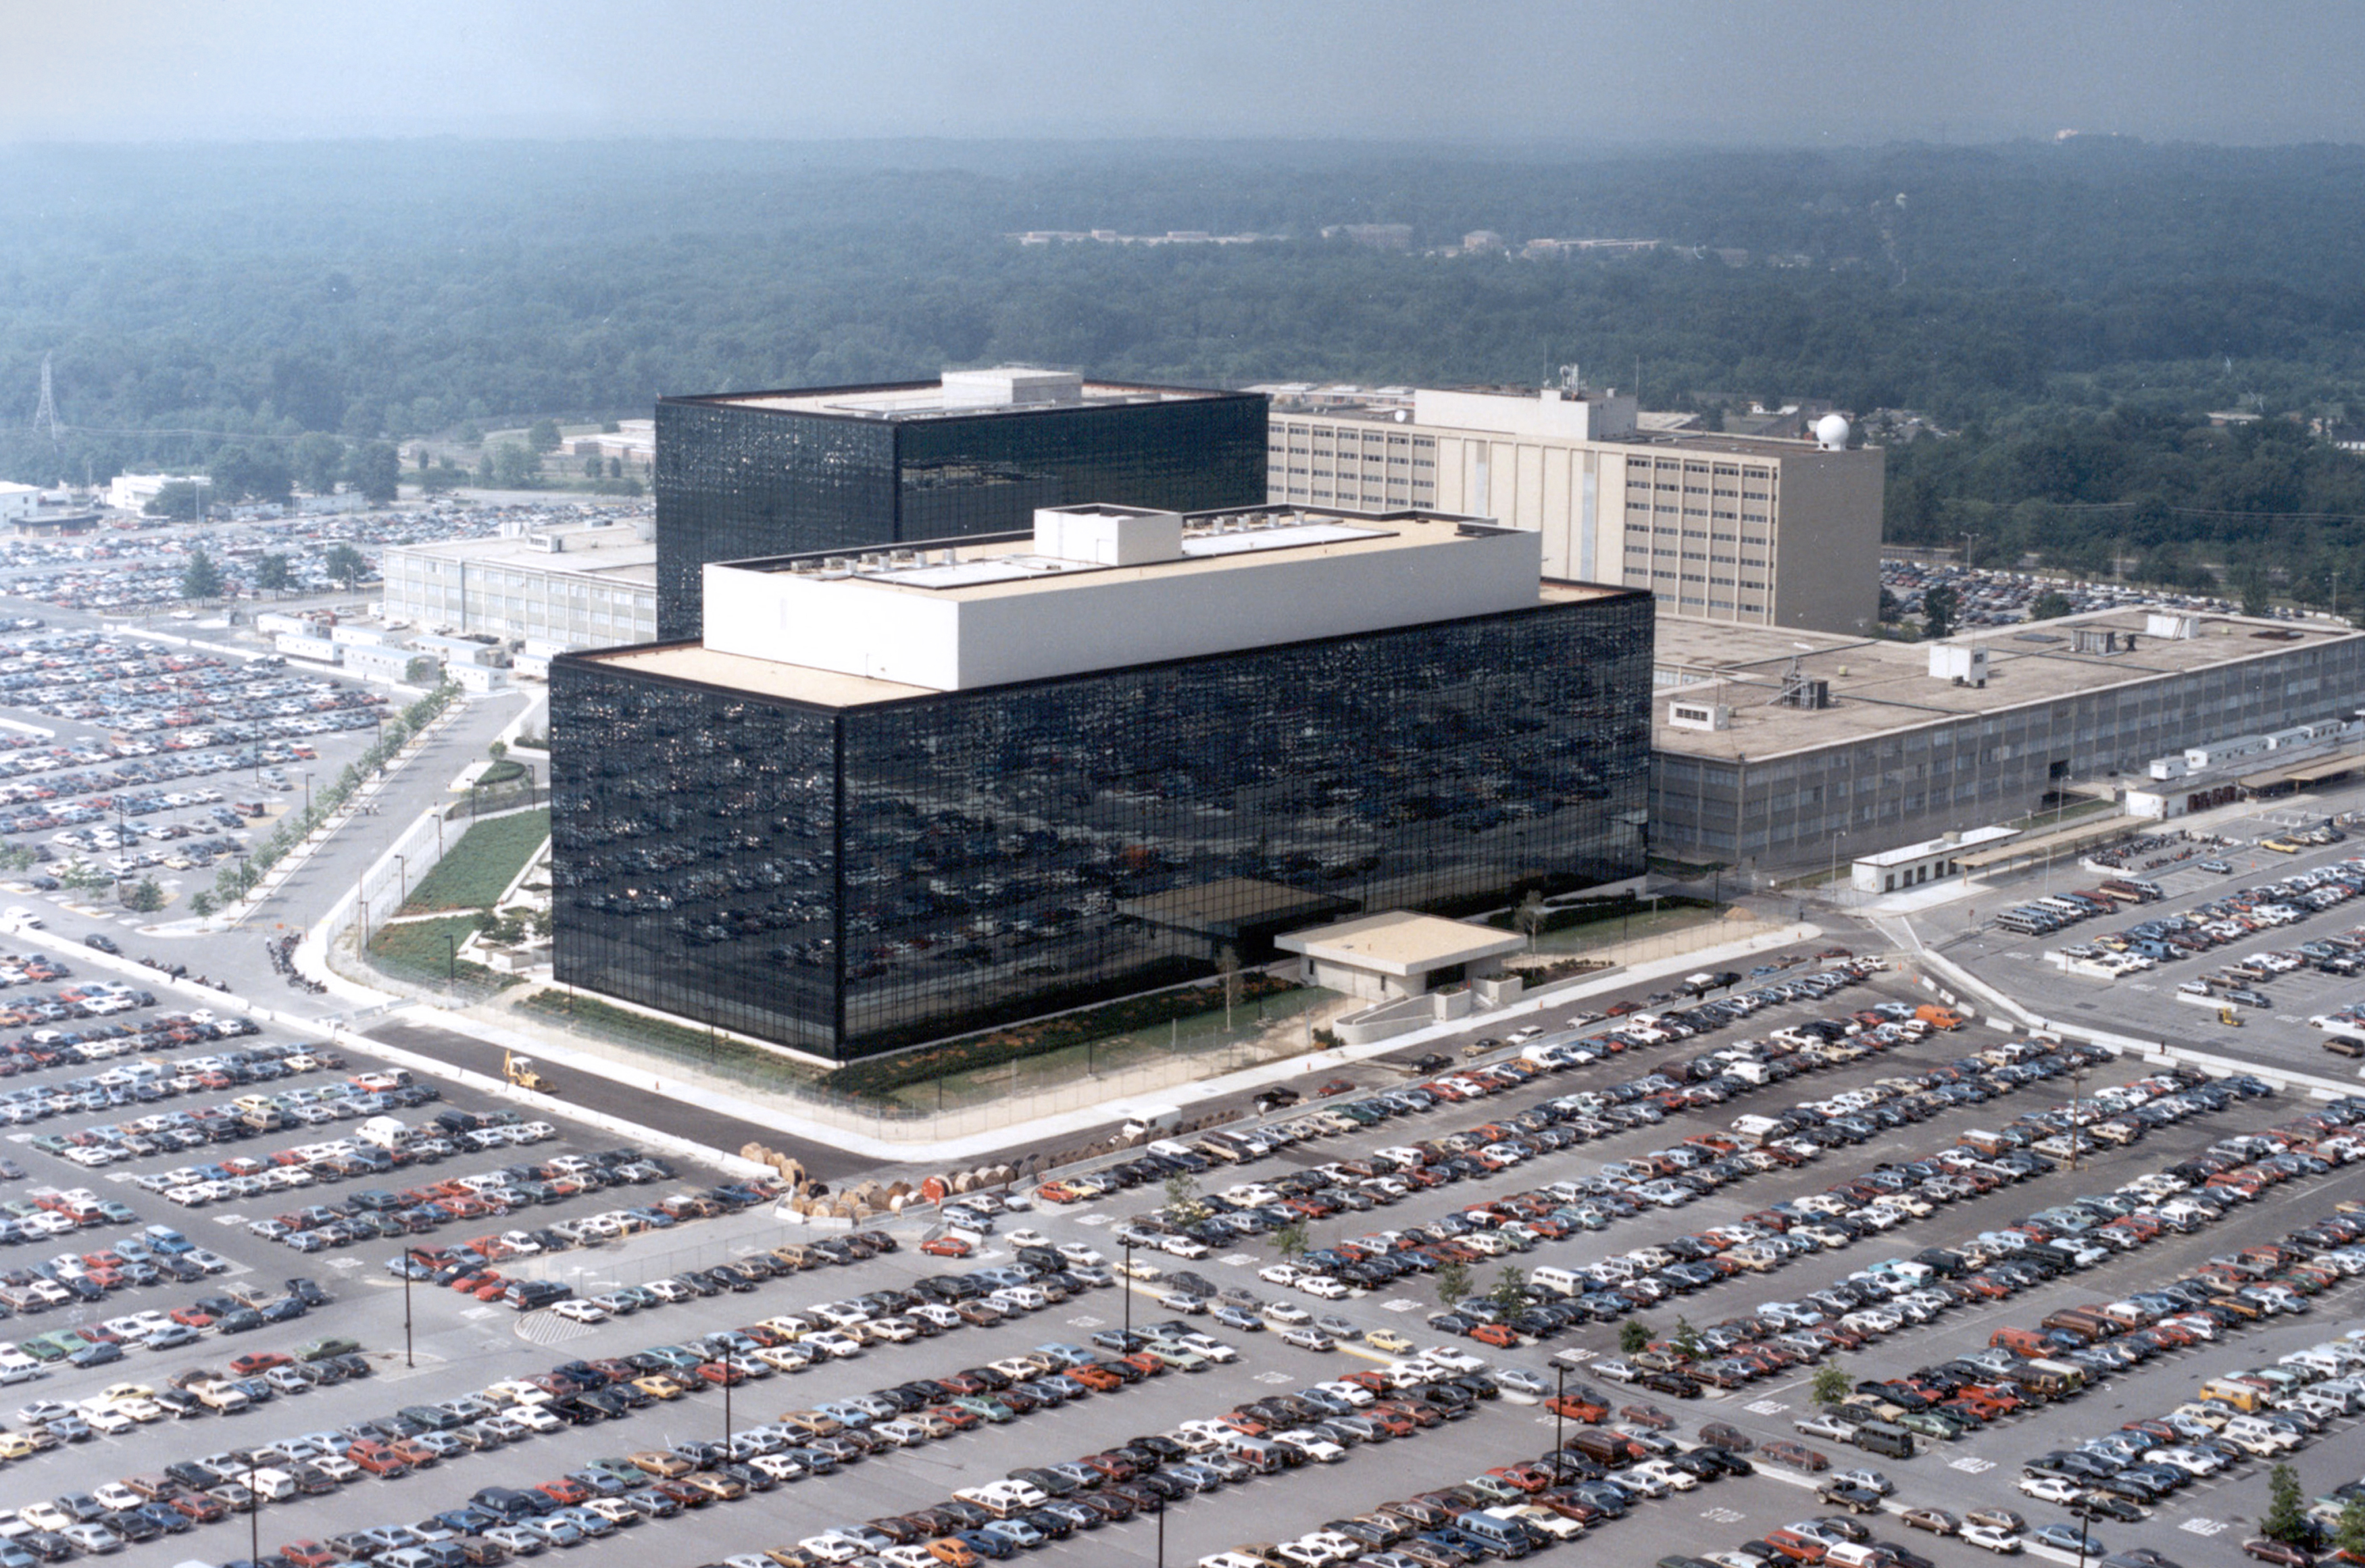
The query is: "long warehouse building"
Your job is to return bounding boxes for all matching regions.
[1649,607,2365,870]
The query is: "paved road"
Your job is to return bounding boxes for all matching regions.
[356,1017,871,1182]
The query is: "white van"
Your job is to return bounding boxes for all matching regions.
[249,1468,299,1503]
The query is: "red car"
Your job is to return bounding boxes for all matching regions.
[919,1236,972,1258]
[281,1542,338,1568]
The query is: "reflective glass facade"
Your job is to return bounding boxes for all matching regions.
[655,387,1268,638]
[552,588,1651,1061]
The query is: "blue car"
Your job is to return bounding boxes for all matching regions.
[2032,1523,2104,1554]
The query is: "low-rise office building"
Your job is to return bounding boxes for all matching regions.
[1649,607,2365,870]
[1257,383,1883,635]
[552,503,1651,1061]
[379,521,657,651]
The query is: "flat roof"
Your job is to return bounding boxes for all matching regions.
[1267,394,1833,459]
[734,507,1481,605]
[1653,607,2365,765]
[388,526,654,582]
[668,374,1247,424]
[1275,911,1526,976]
[1857,825,2020,868]
[591,587,1619,711]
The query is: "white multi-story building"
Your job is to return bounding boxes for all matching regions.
[1255,383,1885,636]
[379,520,657,652]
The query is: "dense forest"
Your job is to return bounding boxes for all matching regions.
[9,136,2365,589]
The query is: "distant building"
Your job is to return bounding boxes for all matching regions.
[105,473,209,513]
[568,420,655,470]
[1253,383,1885,636]
[379,521,657,651]
[651,367,1266,638]
[0,484,35,524]
[1461,230,1505,253]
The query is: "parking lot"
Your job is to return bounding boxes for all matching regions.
[0,499,646,618]
[0,915,2339,1567]
[1927,803,2365,1088]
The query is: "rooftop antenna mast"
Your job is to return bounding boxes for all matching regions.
[1558,362,1582,394]
[31,354,61,449]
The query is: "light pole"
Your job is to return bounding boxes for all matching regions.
[403,1250,415,1367]
[301,771,314,828]
[1828,830,1847,901]
[395,853,407,905]
[2068,1057,2087,1173]
[444,932,458,986]
[1553,1365,1567,1484]
[247,1451,260,1564]
[1121,1240,1135,1341]
[724,1357,734,1460]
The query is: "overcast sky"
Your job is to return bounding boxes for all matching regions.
[9,0,2364,147]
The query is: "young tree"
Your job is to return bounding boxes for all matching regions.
[1514,888,1549,951]
[124,878,166,913]
[488,739,507,761]
[189,890,217,918]
[1617,1318,1653,1356]
[1921,584,1958,640]
[1270,1217,1311,1265]
[1671,1315,1703,1359]
[324,543,368,590]
[255,553,291,595]
[1811,1363,1853,1406]
[1434,1258,1472,1311]
[2262,1461,2310,1544]
[1162,1171,1208,1227]
[2027,589,2073,619]
[180,548,224,601]
[2335,1496,2365,1559]
[1489,1265,1533,1317]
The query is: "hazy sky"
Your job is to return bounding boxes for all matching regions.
[9,0,2365,146]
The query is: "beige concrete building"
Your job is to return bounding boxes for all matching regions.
[380,520,657,650]
[1256,384,1885,636]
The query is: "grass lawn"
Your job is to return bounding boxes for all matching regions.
[366,914,516,990]
[400,810,548,913]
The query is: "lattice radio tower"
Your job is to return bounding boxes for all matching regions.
[30,355,61,447]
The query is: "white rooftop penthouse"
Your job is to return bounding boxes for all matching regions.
[699,503,1545,693]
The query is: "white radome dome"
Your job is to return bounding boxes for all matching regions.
[1814,413,1852,451]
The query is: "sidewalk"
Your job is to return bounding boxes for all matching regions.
[345,916,1833,1169]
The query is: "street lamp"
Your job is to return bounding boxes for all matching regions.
[1553,1365,1567,1484]
[1121,1240,1135,1341]
[301,771,314,826]
[444,932,458,986]
[395,853,407,904]
[1828,830,1848,900]
[403,1250,415,1367]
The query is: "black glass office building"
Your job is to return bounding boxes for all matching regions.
[653,381,1267,638]
[551,586,1651,1062]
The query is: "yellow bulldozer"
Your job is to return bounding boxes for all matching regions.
[503,1051,557,1093]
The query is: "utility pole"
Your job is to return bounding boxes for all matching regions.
[1553,1365,1567,1483]
[403,1251,415,1367]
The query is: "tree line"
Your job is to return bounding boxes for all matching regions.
[9,138,2365,568]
